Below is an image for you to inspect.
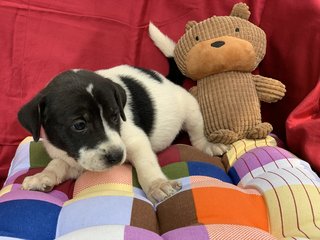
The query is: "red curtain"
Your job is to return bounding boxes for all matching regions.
[287,82,320,173]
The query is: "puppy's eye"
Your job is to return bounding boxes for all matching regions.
[111,113,119,123]
[72,119,87,132]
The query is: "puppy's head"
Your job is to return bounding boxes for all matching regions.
[18,70,127,171]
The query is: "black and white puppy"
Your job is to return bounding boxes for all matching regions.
[18,65,228,203]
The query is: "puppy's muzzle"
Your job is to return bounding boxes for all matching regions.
[104,149,124,165]
[78,145,126,171]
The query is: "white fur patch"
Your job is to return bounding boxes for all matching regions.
[86,83,94,96]
[42,139,83,178]
[41,139,84,181]
[78,146,109,171]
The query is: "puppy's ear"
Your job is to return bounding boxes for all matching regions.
[18,94,45,142]
[112,82,127,121]
[93,77,127,121]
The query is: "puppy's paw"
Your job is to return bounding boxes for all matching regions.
[147,179,182,203]
[202,142,230,156]
[21,171,57,192]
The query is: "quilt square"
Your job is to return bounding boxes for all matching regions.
[56,196,133,237]
[0,199,61,240]
[192,186,268,231]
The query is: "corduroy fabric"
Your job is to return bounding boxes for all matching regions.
[197,71,262,142]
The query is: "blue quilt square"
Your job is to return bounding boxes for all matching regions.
[0,200,61,240]
[187,162,232,183]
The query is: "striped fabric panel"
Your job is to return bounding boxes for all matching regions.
[230,146,316,186]
[238,159,316,187]
[224,135,277,167]
[205,224,277,240]
[227,142,320,239]
[245,168,320,239]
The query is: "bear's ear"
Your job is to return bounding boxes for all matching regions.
[230,2,250,20]
[185,21,197,32]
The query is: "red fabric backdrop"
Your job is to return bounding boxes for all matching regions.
[0,0,319,186]
[286,82,320,173]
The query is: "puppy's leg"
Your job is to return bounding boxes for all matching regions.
[21,158,83,192]
[122,123,181,203]
[183,95,229,156]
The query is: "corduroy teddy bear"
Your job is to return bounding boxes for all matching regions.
[149,2,286,144]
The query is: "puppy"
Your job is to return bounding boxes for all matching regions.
[18,65,228,203]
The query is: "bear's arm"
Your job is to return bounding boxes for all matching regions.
[252,75,286,103]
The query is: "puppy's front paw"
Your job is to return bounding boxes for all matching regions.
[21,171,57,192]
[202,142,230,156]
[147,179,182,203]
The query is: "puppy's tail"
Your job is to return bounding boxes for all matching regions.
[148,22,185,86]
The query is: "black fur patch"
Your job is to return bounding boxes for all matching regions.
[167,57,186,86]
[134,66,163,83]
[42,87,106,159]
[120,76,154,136]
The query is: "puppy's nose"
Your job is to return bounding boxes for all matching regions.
[211,41,225,48]
[104,150,123,165]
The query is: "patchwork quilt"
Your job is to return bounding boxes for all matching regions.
[0,136,319,239]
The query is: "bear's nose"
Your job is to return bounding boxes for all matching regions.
[211,41,225,48]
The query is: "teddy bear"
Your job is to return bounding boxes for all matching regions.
[149,2,286,144]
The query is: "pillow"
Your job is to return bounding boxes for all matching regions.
[1,137,319,239]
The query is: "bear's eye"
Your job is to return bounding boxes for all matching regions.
[235,27,240,32]
[195,36,199,41]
